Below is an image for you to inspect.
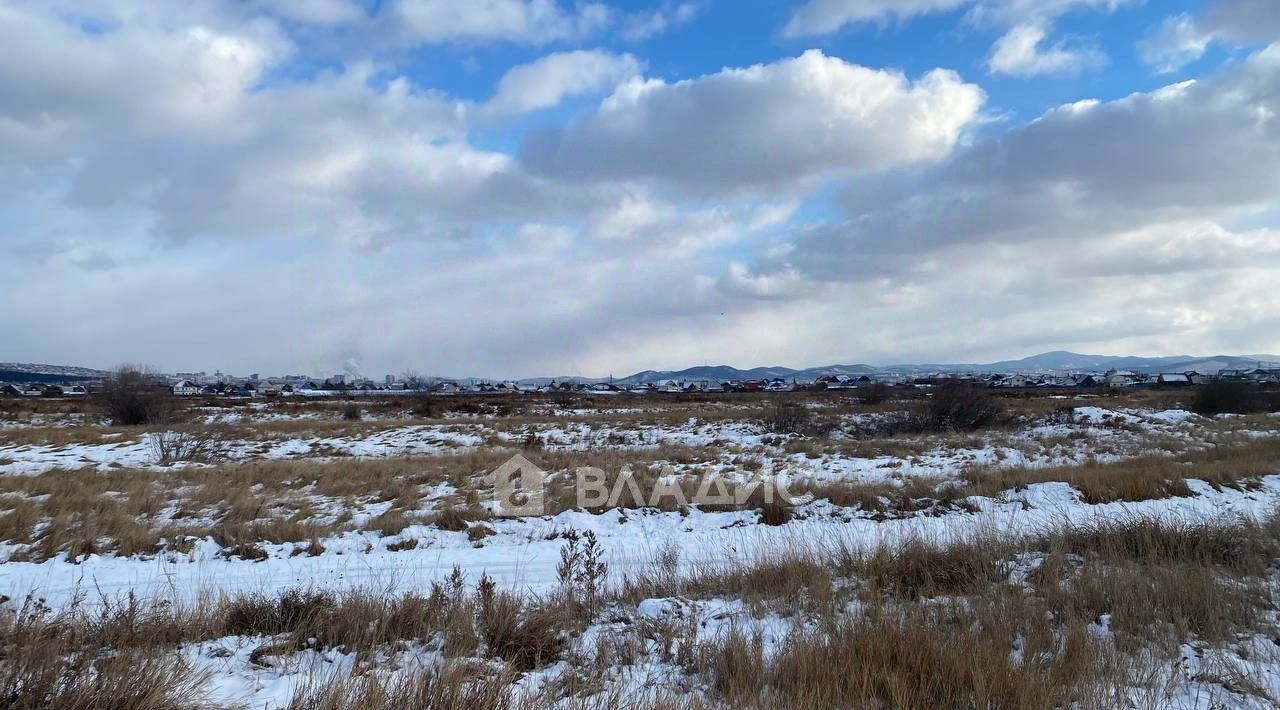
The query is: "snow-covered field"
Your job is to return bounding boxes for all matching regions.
[3,392,1280,708]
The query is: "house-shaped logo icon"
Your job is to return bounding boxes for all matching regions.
[488,453,547,517]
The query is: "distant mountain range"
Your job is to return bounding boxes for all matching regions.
[0,363,106,383]
[4,351,1279,385]
[614,351,1280,384]
[616,363,877,385]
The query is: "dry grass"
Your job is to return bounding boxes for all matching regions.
[965,437,1280,503]
[669,514,1280,708]
[0,598,213,709]
[693,600,1118,709]
[2,512,1278,708]
[288,663,517,710]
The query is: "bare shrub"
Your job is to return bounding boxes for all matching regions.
[431,504,490,533]
[521,430,543,450]
[909,381,1007,433]
[557,530,608,612]
[475,576,569,671]
[220,542,269,561]
[467,523,496,543]
[409,394,435,418]
[1193,380,1262,416]
[855,382,892,405]
[148,429,222,466]
[96,365,176,426]
[762,401,832,437]
[341,403,362,421]
[736,482,794,526]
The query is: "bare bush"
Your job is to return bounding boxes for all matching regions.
[909,381,1007,433]
[96,365,176,426]
[557,530,608,612]
[409,394,435,418]
[148,429,222,466]
[762,401,832,437]
[475,575,569,671]
[1192,380,1262,416]
[341,403,362,421]
[855,382,892,405]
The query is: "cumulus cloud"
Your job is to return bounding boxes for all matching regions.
[1141,0,1280,73]
[619,2,702,41]
[783,0,968,36]
[988,23,1106,76]
[775,44,1280,282]
[1139,14,1214,73]
[0,3,612,246]
[4,0,1280,375]
[482,50,642,115]
[390,0,611,45]
[259,0,364,26]
[786,0,1130,78]
[521,50,985,191]
[1203,0,1280,43]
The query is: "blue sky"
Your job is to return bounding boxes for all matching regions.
[1,0,1279,378]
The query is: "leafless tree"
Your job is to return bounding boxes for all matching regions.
[96,364,175,426]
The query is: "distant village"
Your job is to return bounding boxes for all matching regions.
[5,366,1280,400]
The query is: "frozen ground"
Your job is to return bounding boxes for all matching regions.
[2,395,1280,707]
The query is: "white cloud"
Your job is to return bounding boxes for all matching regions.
[785,0,1131,79]
[391,0,611,44]
[988,23,1105,76]
[1203,0,1280,43]
[5,0,1280,376]
[259,0,364,25]
[522,50,985,191]
[783,0,967,36]
[1139,14,1213,73]
[0,3,605,247]
[785,0,1134,34]
[619,2,702,41]
[1140,1,1280,73]
[483,50,642,115]
[776,44,1280,281]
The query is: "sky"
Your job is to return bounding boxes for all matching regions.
[2,0,1279,379]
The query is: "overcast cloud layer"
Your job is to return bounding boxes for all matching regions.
[1,0,1278,378]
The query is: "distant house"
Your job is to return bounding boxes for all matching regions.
[1005,374,1033,388]
[1106,374,1134,389]
[1,384,23,397]
[1157,373,1192,387]
[173,380,200,396]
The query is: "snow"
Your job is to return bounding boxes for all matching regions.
[3,400,1280,707]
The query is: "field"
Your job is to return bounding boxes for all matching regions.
[3,388,1280,708]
